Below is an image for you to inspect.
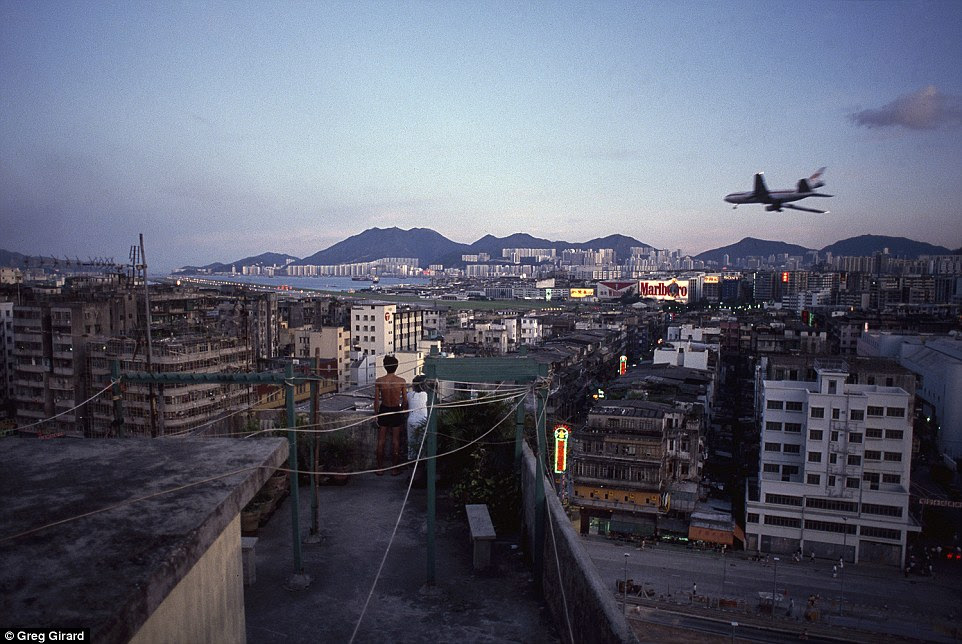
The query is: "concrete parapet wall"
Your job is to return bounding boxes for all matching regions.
[521,442,638,644]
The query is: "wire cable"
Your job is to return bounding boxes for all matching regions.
[0,465,261,544]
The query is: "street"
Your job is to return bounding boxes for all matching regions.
[583,536,962,642]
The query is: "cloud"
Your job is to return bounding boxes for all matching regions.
[850,85,962,130]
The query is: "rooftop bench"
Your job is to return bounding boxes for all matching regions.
[465,504,496,571]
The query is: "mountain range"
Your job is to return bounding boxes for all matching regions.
[1,230,958,273]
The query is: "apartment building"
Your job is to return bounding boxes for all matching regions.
[285,326,352,390]
[745,360,918,565]
[572,399,703,537]
[0,301,14,412]
[350,303,424,357]
[12,301,118,436]
[87,336,251,437]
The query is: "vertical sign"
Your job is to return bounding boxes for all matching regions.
[553,424,569,474]
[619,355,627,375]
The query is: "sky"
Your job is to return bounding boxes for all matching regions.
[2,1,961,272]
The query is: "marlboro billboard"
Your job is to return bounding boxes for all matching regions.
[638,279,689,302]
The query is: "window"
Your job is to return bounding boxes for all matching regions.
[866,427,883,439]
[882,473,901,484]
[847,454,861,466]
[767,400,784,410]
[763,463,780,473]
[862,503,903,517]
[861,526,900,540]
[830,453,838,464]
[811,407,825,418]
[867,406,884,417]
[783,465,799,476]
[785,423,802,433]
[805,519,856,534]
[828,380,838,394]
[786,401,803,412]
[747,513,759,523]
[864,450,882,461]
[809,429,824,441]
[765,493,803,506]
[808,451,822,463]
[886,407,905,418]
[883,452,903,462]
[807,473,821,485]
[832,408,841,420]
[850,433,863,443]
[764,515,801,528]
[862,472,880,488]
[885,429,904,440]
[850,409,864,421]
[764,442,781,452]
[766,421,782,432]
[828,475,836,487]
[784,444,801,454]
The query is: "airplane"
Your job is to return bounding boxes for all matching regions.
[724,167,832,214]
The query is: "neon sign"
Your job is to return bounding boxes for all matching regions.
[553,425,570,473]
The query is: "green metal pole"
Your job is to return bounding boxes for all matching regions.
[534,386,547,588]
[286,362,303,573]
[514,394,526,472]
[425,380,438,585]
[310,352,320,537]
[111,360,124,438]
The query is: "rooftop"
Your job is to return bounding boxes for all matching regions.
[244,472,559,643]
[0,437,287,642]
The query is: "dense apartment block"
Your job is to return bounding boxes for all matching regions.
[745,360,918,565]
[87,336,251,437]
[572,399,703,537]
[284,326,352,390]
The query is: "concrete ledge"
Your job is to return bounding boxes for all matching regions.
[242,536,259,586]
[521,442,638,644]
[0,437,287,643]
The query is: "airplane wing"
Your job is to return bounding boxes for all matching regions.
[782,203,829,214]
[753,173,770,200]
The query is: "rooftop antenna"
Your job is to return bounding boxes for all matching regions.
[130,234,159,435]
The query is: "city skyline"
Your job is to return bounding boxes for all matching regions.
[2,1,962,273]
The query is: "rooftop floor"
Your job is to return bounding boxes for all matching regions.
[244,470,560,643]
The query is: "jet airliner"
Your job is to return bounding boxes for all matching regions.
[724,168,832,214]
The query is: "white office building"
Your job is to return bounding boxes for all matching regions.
[746,360,918,566]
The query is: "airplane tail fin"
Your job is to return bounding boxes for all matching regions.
[802,167,827,191]
[803,166,825,190]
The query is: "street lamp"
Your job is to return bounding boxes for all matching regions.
[771,556,780,621]
[623,553,630,617]
[721,544,728,596]
[840,516,847,616]
[838,556,845,616]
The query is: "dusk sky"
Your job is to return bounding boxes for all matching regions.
[2,1,961,272]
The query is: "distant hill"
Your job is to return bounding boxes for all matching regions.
[298,228,652,268]
[297,227,468,267]
[0,249,29,267]
[178,252,301,274]
[695,237,814,264]
[820,235,951,258]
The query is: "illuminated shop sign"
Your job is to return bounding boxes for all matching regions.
[569,288,595,298]
[554,425,570,473]
[638,280,689,301]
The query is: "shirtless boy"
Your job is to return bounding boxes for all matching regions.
[374,355,407,475]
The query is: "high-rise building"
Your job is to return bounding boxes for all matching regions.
[745,360,918,565]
